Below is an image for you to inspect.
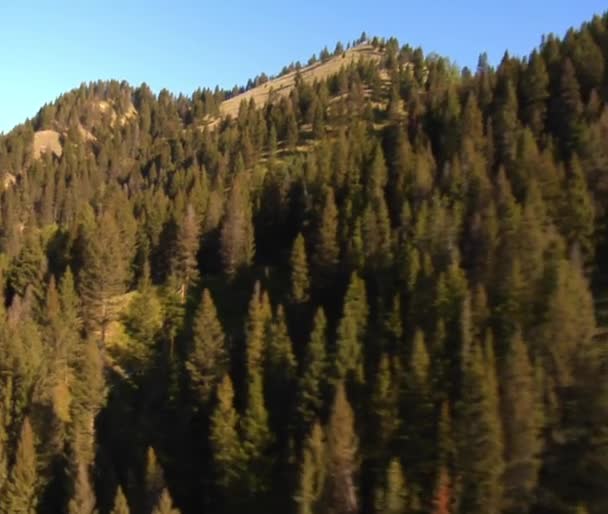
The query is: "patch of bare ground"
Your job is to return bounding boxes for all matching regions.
[32,130,62,160]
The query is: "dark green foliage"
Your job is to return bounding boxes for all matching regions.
[0,17,606,514]
[186,289,227,404]
[0,418,37,514]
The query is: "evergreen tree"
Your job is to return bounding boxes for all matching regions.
[521,50,549,139]
[0,417,37,514]
[123,264,163,371]
[295,421,326,514]
[370,354,400,457]
[186,289,227,404]
[553,58,584,157]
[220,169,255,278]
[144,447,166,513]
[561,155,594,259]
[335,273,368,384]
[501,332,542,514]
[110,486,130,514]
[151,489,181,514]
[171,204,200,299]
[209,375,244,494]
[79,212,131,345]
[457,340,504,514]
[290,233,310,304]
[297,308,329,428]
[430,466,452,514]
[326,383,359,514]
[314,187,340,281]
[68,462,97,514]
[374,458,408,514]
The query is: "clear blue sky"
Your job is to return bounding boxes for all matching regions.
[1,1,606,133]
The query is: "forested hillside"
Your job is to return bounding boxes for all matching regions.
[0,16,607,514]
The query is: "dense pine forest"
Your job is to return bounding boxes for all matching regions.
[0,14,608,514]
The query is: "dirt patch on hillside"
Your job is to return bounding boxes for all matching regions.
[33,130,62,160]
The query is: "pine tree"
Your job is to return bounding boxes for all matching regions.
[430,466,452,514]
[335,273,368,384]
[561,155,594,260]
[70,339,106,469]
[68,462,97,514]
[501,332,542,514]
[171,204,200,299]
[0,417,37,514]
[314,187,340,281]
[110,486,130,514]
[79,211,130,345]
[144,447,166,513]
[295,421,326,514]
[186,289,227,404]
[290,233,310,304]
[123,264,163,371]
[151,489,180,514]
[493,78,519,167]
[209,375,244,493]
[326,383,359,514]
[553,58,584,157]
[521,50,549,138]
[374,458,408,514]
[370,354,400,456]
[220,169,255,278]
[405,329,435,484]
[8,228,47,309]
[457,340,504,514]
[297,308,329,428]
[245,281,270,377]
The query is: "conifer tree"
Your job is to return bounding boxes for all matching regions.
[151,489,181,514]
[561,155,594,259]
[553,58,584,157]
[457,341,504,514]
[241,372,272,494]
[186,289,227,404]
[80,211,130,345]
[0,417,37,514]
[110,486,130,514]
[171,204,200,299]
[335,273,368,384]
[123,264,163,371]
[8,228,47,309]
[68,462,97,514]
[314,187,340,281]
[290,233,310,304]
[430,466,452,514]
[295,421,326,514]
[220,169,255,278]
[245,281,270,377]
[144,447,166,513]
[501,332,542,514]
[326,383,359,514]
[521,50,549,138]
[374,458,408,514]
[70,339,106,469]
[297,308,329,428]
[370,354,400,456]
[493,78,519,168]
[405,329,435,484]
[209,375,244,494]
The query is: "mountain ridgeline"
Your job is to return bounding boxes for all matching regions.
[0,17,607,514]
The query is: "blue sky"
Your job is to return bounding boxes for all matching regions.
[0,1,606,133]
